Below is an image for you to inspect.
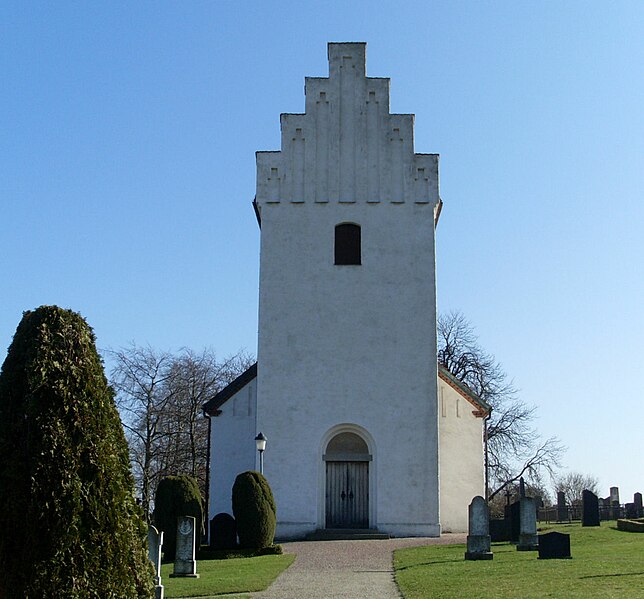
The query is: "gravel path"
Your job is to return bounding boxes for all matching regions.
[254,534,467,599]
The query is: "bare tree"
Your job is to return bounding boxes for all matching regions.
[108,345,177,519]
[109,344,253,517]
[488,474,553,518]
[555,472,600,505]
[438,311,565,501]
[160,348,254,497]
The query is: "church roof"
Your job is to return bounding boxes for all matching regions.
[437,364,491,417]
[203,361,490,418]
[202,362,257,416]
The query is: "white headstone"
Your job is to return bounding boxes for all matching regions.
[170,516,199,578]
[148,525,164,599]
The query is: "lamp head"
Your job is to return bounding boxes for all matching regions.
[255,432,267,452]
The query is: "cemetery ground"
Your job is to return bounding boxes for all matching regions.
[162,553,294,598]
[394,521,644,598]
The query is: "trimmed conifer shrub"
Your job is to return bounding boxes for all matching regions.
[0,306,154,599]
[210,512,238,549]
[153,475,203,560]
[232,471,277,549]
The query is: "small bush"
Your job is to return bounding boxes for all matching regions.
[210,512,238,549]
[232,471,277,549]
[154,475,203,560]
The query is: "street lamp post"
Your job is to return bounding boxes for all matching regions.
[255,432,267,474]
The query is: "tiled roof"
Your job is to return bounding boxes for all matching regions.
[202,361,491,418]
[202,362,258,416]
[438,364,491,417]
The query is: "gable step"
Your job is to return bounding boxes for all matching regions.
[305,528,390,541]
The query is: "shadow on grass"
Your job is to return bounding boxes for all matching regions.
[608,526,644,533]
[579,572,644,579]
[396,559,464,571]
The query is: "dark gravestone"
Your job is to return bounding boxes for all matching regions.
[210,513,237,550]
[490,518,511,542]
[557,491,568,522]
[538,532,571,559]
[582,489,600,527]
[634,492,643,517]
[509,500,521,542]
[534,495,544,520]
[625,503,638,519]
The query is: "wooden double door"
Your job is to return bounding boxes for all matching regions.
[325,461,369,529]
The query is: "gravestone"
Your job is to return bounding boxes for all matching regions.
[538,531,571,559]
[610,487,620,504]
[610,487,621,520]
[557,491,568,522]
[517,497,538,551]
[634,492,643,517]
[210,512,238,550]
[625,503,637,519]
[509,500,521,543]
[489,518,511,542]
[148,525,164,599]
[170,516,199,578]
[582,489,600,527]
[465,496,493,560]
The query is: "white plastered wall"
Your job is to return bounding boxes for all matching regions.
[438,377,486,532]
[209,378,257,519]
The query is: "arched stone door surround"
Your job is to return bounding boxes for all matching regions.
[318,424,376,529]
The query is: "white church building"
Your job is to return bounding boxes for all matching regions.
[204,42,490,538]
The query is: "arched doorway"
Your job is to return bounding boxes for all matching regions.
[324,432,370,528]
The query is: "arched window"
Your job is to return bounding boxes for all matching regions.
[334,223,361,265]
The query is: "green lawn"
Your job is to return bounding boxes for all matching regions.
[395,522,644,598]
[161,553,294,599]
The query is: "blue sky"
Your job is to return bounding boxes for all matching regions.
[1,1,642,501]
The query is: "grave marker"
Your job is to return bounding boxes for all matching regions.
[509,500,521,543]
[582,489,600,527]
[557,490,568,522]
[170,516,199,578]
[148,525,164,599]
[517,497,538,551]
[465,496,493,560]
[610,487,620,504]
[538,531,571,559]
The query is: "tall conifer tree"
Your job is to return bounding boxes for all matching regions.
[0,306,154,598]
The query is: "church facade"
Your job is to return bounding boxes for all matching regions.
[204,43,489,538]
